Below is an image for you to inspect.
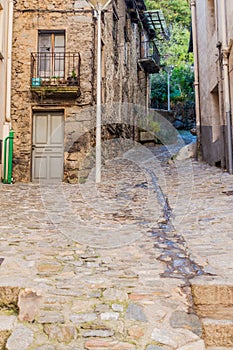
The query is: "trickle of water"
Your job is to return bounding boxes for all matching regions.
[152,229,205,282]
[134,182,148,189]
[146,168,205,283]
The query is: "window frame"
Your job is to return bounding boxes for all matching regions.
[37,30,66,78]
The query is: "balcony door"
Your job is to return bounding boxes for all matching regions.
[38,31,65,78]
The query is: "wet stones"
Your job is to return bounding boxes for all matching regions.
[152,230,204,281]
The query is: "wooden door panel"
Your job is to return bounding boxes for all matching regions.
[50,115,63,145]
[33,155,47,180]
[34,115,48,144]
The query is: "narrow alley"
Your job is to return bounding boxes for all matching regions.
[0,138,232,350]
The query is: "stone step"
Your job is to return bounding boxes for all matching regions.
[191,281,233,347]
[202,319,233,347]
[191,283,233,319]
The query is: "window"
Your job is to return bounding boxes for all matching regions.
[0,1,4,60]
[38,30,65,78]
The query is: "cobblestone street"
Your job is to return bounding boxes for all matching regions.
[0,142,233,350]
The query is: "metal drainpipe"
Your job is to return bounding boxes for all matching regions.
[95,8,102,183]
[3,130,14,184]
[220,0,233,174]
[190,0,201,158]
[2,0,13,180]
[5,0,13,124]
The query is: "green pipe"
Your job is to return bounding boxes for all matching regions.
[3,130,15,184]
[3,137,8,183]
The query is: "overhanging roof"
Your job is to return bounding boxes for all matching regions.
[125,0,169,40]
[143,10,169,40]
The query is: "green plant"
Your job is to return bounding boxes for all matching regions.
[150,64,194,108]
[71,70,77,78]
[145,0,194,109]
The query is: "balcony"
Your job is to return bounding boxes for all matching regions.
[30,52,81,99]
[138,42,160,74]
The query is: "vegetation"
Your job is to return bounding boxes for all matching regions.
[145,0,194,109]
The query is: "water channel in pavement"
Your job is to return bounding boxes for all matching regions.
[148,168,205,282]
[143,131,211,311]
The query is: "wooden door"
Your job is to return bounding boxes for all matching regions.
[32,111,64,182]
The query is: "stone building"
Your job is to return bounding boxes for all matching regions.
[0,0,13,179]
[11,0,164,182]
[191,0,233,172]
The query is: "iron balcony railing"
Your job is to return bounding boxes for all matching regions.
[150,43,160,65]
[30,52,81,88]
[138,41,160,74]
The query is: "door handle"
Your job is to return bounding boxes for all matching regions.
[32,144,35,151]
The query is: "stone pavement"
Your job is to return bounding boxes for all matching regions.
[0,141,232,349]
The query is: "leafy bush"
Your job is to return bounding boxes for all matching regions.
[145,0,194,109]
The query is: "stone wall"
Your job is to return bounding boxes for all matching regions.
[154,102,196,131]
[195,0,233,169]
[11,0,149,182]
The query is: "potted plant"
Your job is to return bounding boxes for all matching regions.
[50,76,60,85]
[67,70,78,86]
